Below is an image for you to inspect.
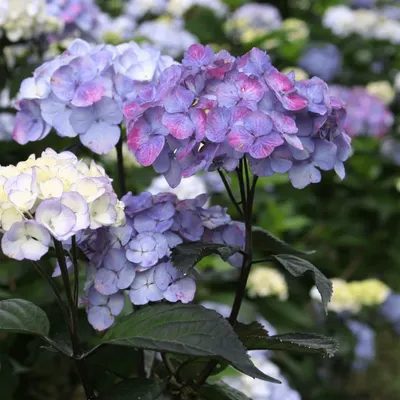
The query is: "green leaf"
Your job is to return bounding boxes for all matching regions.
[0,299,50,336]
[256,333,339,358]
[235,323,338,357]
[98,378,166,400]
[252,226,314,256]
[102,303,279,383]
[197,382,251,400]
[171,242,241,275]
[271,255,332,312]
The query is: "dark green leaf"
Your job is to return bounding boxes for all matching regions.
[236,322,338,357]
[0,299,50,336]
[102,303,279,383]
[234,322,270,349]
[197,382,251,400]
[98,378,166,400]
[271,255,332,312]
[171,242,241,275]
[257,333,339,358]
[87,345,139,378]
[252,226,314,256]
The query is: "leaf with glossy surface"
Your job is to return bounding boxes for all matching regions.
[102,303,279,383]
[258,333,339,358]
[235,322,337,356]
[272,254,332,312]
[171,243,241,275]
[197,382,251,400]
[0,299,50,336]
[98,378,166,400]
[253,226,314,256]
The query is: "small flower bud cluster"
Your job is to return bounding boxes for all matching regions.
[323,5,400,44]
[310,278,391,314]
[0,0,62,42]
[0,148,124,261]
[13,38,175,154]
[125,44,351,189]
[329,85,394,137]
[79,191,241,330]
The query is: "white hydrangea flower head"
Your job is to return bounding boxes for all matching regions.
[125,0,167,19]
[323,5,355,37]
[0,148,125,261]
[247,266,289,300]
[166,0,228,18]
[225,3,282,45]
[135,17,198,58]
[147,174,208,201]
[0,0,63,42]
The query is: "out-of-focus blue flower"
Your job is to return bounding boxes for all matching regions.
[298,44,342,82]
[380,293,400,334]
[346,320,375,371]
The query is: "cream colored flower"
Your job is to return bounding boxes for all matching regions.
[366,81,395,105]
[247,266,288,300]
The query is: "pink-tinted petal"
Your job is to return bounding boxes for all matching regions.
[282,133,303,150]
[127,118,151,152]
[236,73,264,102]
[71,78,105,107]
[136,136,165,166]
[162,113,194,140]
[265,69,294,93]
[249,132,284,159]
[280,93,308,111]
[227,126,253,153]
[270,111,298,134]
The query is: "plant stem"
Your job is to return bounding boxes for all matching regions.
[54,239,96,399]
[217,169,243,217]
[137,349,146,378]
[116,136,126,195]
[162,353,179,381]
[71,236,79,308]
[31,261,70,328]
[196,164,258,385]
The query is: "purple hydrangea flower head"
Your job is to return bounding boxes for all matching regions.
[329,85,393,138]
[124,44,350,189]
[14,39,175,154]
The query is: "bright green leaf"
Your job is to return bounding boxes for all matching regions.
[102,303,279,383]
[171,242,241,275]
[271,255,332,312]
[0,299,50,336]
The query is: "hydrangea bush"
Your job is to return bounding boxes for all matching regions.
[0,38,351,399]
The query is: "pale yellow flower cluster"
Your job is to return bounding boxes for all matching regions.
[0,148,125,234]
[247,266,288,300]
[310,278,390,314]
[0,0,62,42]
[366,81,395,105]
